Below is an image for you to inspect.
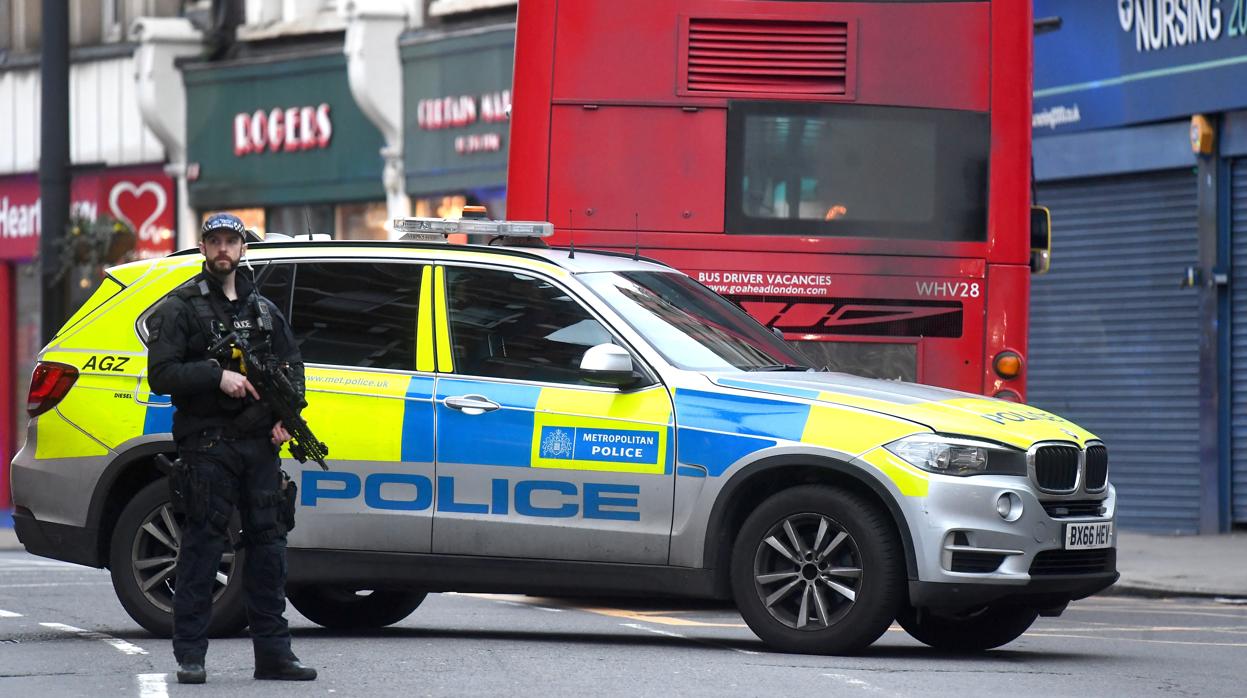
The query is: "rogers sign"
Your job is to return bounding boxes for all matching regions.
[234,103,333,156]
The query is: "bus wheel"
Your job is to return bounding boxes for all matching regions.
[108,478,248,638]
[897,604,1039,652]
[288,586,427,630]
[730,485,904,655]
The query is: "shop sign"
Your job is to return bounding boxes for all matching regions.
[416,91,510,153]
[0,166,176,261]
[234,103,333,156]
[184,53,385,208]
[403,27,515,192]
[1034,0,1247,134]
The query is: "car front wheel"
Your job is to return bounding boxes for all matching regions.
[107,478,247,638]
[896,604,1040,651]
[287,586,427,630]
[730,485,905,655]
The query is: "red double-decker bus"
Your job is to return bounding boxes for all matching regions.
[506,0,1043,398]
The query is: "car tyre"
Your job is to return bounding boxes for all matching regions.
[896,604,1039,652]
[730,485,904,655]
[288,586,427,630]
[108,478,248,638]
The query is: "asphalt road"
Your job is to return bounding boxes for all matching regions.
[1,549,1244,697]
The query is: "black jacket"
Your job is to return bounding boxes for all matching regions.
[147,265,303,441]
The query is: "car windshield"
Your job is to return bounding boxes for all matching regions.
[580,271,813,371]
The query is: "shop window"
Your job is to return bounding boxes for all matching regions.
[287,261,423,370]
[445,267,617,385]
[336,201,389,240]
[267,204,333,239]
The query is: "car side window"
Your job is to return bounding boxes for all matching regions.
[286,261,423,370]
[445,266,617,385]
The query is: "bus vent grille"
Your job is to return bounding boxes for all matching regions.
[686,18,850,95]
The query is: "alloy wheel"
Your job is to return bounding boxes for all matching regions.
[129,503,236,614]
[752,512,864,630]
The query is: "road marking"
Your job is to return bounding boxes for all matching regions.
[0,582,111,589]
[0,609,22,618]
[822,672,885,693]
[1027,631,1247,648]
[0,558,81,567]
[456,593,564,612]
[582,606,747,628]
[620,622,761,655]
[137,673,169,698]
[40,622,149,655]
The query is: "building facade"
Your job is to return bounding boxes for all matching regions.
[1,0,519,517]
[0,0,183,516]
[1030,0,1247,533]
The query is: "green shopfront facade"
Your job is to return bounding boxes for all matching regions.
[183,49,388,239]
[401,25,514,219]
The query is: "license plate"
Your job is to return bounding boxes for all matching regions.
[1064,521,1113,550]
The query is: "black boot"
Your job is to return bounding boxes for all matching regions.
[176,661,206,684]
[254,654,317,681]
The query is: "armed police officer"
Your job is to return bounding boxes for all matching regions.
[147,213,316,684]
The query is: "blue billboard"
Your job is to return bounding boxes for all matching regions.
[1033,0,1247,135]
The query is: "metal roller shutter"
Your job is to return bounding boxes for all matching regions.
[1231,159,1247,524]
[1031,169,1200,533]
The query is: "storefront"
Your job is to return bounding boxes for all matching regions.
[401,25,514,219]
[1031,0,1247,533]
[182,50,389,239]
[0,164,176,514]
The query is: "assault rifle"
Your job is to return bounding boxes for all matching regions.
[209,331,330,470]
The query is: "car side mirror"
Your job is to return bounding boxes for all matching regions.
[579,343,637,388]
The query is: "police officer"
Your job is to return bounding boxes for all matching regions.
[147,213,316,684]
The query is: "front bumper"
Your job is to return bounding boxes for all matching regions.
[859,449,1118,609]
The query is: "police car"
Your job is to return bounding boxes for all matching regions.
[10,215,1117,655]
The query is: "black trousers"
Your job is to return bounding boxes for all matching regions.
[172,432,293,664]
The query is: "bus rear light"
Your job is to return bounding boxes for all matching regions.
[993,351,1023,380]
[993,389,1022,403]
[27,362,79,417]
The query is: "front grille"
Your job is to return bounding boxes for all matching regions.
[1041,500,1105,519]
[1029,549,1116,576]
[950,551,1005,573]
[1085,444,1108,491]
[1033,445,1080,492]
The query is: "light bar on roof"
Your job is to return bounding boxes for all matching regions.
[393,217,554,241]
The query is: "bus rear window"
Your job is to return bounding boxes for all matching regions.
[725,101,989,242]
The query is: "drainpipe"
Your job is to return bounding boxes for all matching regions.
[343,0,416,236]
[131,18,205,250]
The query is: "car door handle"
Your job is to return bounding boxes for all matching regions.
[443,394,502,415]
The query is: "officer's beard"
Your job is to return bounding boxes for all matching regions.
[205,254,240,278]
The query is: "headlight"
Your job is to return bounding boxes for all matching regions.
[884,434,1027,477]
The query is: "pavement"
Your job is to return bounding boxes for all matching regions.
[0,514,1243,600]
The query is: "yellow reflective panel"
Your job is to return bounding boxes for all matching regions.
[900,398,1098,450]
[854,447,930,498]
[800,403,920,459]
[35,409,109,459]
[301,368,407,462]
[53,369,146,450]
[417,266,435,373]
[434,266,454,372]
[530,386,672,474]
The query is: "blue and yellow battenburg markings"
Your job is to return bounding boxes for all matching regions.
[673,389,805,477]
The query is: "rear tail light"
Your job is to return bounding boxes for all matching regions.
[27,361,79,417]
[993,389,1023,403]
[993,350,1023,379]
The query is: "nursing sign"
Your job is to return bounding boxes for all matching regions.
[1033,0,1247,134]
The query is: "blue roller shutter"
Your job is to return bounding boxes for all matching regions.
[1231,159,1247,524]
[1031,169,1200,534]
